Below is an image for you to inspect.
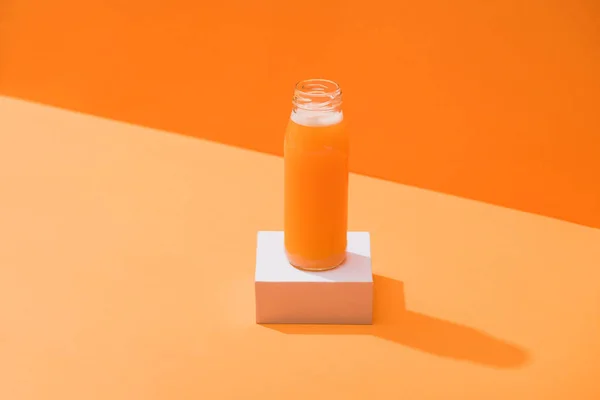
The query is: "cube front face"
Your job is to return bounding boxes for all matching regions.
[255,231,373,325]
[256,281,373,324]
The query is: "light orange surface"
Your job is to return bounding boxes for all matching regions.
[284,115,349,269]
[2,97,600,399]
[1,0,599,228]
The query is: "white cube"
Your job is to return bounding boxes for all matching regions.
[255,231,373,324]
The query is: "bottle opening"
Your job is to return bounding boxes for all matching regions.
[292,79,343,112]
[291,79,343,127]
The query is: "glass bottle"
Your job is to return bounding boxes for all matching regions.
[284,79,349,271]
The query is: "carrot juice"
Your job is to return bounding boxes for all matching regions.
[284,79,348,271]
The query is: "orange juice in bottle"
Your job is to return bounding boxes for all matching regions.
[284,79,348,271]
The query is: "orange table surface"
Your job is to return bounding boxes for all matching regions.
[1,97,600,399]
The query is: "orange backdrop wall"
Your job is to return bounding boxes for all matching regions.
[1,0,598,227]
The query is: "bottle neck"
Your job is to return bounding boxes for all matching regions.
[292,79,343,114]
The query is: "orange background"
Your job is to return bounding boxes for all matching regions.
[1,0,599,227]
[1,1,600,399]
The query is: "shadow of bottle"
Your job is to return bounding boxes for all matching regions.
[264,274,529,369]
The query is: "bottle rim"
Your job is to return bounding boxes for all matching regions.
[293,79,342,111]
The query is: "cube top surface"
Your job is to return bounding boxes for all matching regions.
[255,231,372,283]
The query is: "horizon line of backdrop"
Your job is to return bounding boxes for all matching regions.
[1,0,599,228]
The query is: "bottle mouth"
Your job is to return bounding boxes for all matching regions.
[293,79,342,111]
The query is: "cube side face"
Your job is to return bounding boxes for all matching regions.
[255,281,373,324]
